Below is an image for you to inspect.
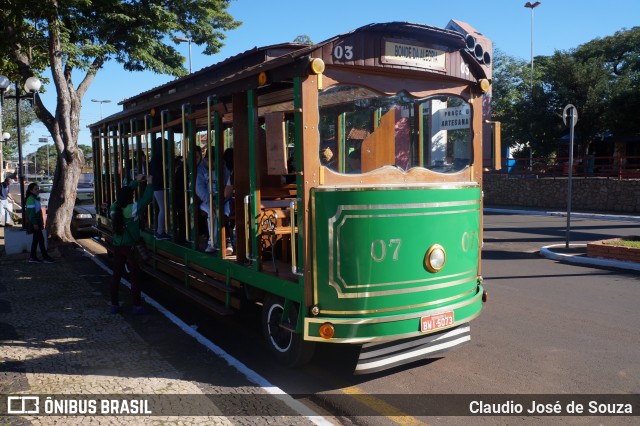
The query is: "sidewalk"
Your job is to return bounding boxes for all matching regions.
[0,226,324,425]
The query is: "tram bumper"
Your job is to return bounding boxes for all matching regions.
[354,323,470,374]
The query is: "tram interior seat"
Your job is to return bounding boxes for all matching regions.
[257,184,297,271]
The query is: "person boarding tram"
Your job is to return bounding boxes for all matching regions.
[109,174,154,314]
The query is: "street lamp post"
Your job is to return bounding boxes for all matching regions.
[39,136,50,178]
[0,75,43,226]
[175,36,193,74]
[524,1,541,171]
[0,132,10,182]
[0,75,11,181]
[524,1,541,92]
[91,99,111,119]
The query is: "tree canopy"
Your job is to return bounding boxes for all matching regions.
[492,27,640,159]
[0,0,240,240]
[293,35,313,44]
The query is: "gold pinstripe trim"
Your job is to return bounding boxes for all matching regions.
[317,286,476,315]
[328,201,480,297]
[304,287,483,343]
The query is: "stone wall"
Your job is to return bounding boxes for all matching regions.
[484,174,640,212]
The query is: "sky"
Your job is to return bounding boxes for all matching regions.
[20,0,640,155]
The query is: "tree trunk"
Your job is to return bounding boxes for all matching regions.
[38,16,90,242]
[46,145,83,241]
[42,96,85,242]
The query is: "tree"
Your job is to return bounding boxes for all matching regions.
[0,1,240,241]
[542,51,611,156]
[574,27,640,140]
[490,50,532,155]
[491,28,640,160]
[78,144,93,170]
[293,35,313,44]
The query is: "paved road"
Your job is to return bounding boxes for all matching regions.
[76,212,640,425]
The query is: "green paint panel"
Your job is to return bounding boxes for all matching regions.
[306,283,484,341]
[313,186,481,317]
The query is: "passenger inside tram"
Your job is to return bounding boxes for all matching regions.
[149,137,170,240]
[173,155,186,242]
[195,146,218,253]
[222,148,235,256]
[347,149,362,173]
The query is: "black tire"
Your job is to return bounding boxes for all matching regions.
[261,294,315,367]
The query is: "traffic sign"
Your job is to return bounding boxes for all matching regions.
[563,104,578,127]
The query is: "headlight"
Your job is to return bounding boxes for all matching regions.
[74,213,93,219]
[424,244,446,273]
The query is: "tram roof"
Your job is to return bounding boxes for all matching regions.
[90,21,485,129]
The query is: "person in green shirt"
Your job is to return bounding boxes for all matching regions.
[25,182,54,263]
[109,175,154,314]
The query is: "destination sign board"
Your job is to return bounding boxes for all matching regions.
[434,105,471,131]
[382,40,446,70]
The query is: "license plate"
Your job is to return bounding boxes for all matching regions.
[421,311,454,332]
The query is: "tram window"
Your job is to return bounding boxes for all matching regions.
[318,85,472,174]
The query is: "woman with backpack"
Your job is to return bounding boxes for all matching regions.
[109,174,154,314]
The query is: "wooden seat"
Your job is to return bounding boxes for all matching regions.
[258,207,296,273]
[259,209,280,272]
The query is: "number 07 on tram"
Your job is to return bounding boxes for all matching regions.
[91,20,500,374]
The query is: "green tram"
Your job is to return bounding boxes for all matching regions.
[90,21,500,374]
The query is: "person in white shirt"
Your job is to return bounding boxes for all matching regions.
[0,178,15,226]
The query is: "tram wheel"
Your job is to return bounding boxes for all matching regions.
[261,294,315,367]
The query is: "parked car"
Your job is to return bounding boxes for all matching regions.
[38,183,53,211]
[71,188,96,236]
[78,173,94,188]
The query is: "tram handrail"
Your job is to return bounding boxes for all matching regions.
[244,195,256,262]
[290,199,303,276]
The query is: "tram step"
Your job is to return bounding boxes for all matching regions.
[140,264,235,316]
[146,251,236,295]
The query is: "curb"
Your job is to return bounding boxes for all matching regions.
[485,208,640,272]
[541,243,640,272]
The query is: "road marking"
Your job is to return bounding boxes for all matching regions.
[341,386,428,426]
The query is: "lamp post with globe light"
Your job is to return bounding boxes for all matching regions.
[0,74,43,225]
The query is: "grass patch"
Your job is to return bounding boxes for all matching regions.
[603,237,640,248]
